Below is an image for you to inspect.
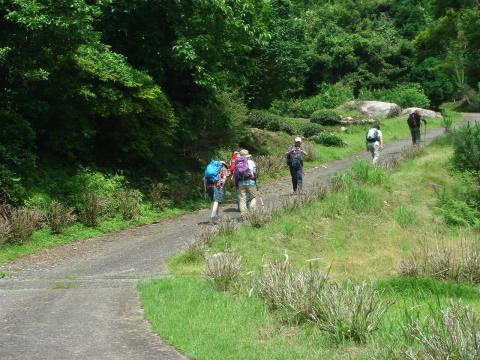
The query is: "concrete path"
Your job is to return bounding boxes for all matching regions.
[1,113,478,360]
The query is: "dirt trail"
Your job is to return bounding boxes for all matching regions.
[0,113,478,360]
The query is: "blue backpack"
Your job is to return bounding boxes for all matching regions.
[204,160,223,182]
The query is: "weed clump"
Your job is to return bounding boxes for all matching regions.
[0,216,11,245]
[243,207,272,228]
[204,251,242,291]
[8,208,43,244]
[150,182,171,209]
[394,205,418,228]
[45,201,76,234]
[80,192,106,227]
[255,155,285,179]
[402,301,480,360]
[185,226,219,260]
[117,189,142,220]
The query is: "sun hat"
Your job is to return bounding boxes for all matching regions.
[294,136,302,143]
[239,149,251,157]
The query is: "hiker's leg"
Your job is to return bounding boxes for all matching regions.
[212,187,224,218]
[239,186,248,214]
[372,143,380,164]
[413,128,420,145]
[410,128,416,145]
[296,167,303,191]
[367,143,374,161]
[289,166,297,191]
[248,186,257,210]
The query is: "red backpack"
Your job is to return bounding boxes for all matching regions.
[229,151,240,174]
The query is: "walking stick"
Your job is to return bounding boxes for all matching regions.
[423,122,427,145]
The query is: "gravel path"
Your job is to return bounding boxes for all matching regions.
[1,114,478,360]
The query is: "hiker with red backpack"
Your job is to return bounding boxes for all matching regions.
[285,136,308,194]
[234,149,257,216]
[204,160,228,222]
[407,109,427,145]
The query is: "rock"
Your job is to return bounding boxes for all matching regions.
[340,126,348,132]
[344,101,401,118]
[402,107,442,118]
[346,116,353,120]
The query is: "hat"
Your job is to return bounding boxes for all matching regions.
[239,149,251,157]
[294,136,302,143]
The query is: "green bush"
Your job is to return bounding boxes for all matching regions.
[312,133,345,147]
[310,109,342,125]
[270,84,354,117]
[248,110,322,137]
[435,198,480,227]
[359,83,430,108]
[117,189,143,220]
[452,122,480,174]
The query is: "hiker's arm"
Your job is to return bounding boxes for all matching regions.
[380,136,384,150]
[301,149,308,156]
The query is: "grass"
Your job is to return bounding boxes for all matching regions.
[0,204,191,264]
[139,137,480,359]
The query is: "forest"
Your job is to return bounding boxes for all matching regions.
[1,0,479,205]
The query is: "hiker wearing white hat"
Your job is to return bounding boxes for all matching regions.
[285,136,308,193]
[234,149,257,215]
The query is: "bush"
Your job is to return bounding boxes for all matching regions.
[310,109,342,125]
[302,143,318,162]
[150,182,171,210]
[403,301,480,360]
[435,198,480,228]
[243,207,272,228]
[248,110,323,137]
[80,192,106,227]
[452,122,480,175]
[117,189,143,220]
[315,281,394,343]
[255,155,286,178]
[0,217,11,245]
[359,83,430,108]
[312,133,346,147]
[256,259,329,323]
[45,201,77,234]
[8,208,43,244]
[204,251,242,291]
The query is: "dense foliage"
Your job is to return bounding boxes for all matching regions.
[0,0,479,204]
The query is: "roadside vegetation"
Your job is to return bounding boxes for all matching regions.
[139,133,480,359]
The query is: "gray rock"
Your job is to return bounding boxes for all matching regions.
[344,101,401,118]
[402,107,442,118]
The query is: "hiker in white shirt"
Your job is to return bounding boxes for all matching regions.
[365,123,384,164]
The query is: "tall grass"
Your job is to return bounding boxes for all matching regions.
[204,251,242,291]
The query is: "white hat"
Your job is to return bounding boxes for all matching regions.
[294,136,302,142]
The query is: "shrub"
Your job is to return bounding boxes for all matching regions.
[399,240,480,284]
[281,184,328,212]
[302,143,318,162]
[8,208,43,244]
[435,198,480,228]
[315,281,394,343]
[403,301,480,360]
[248,110,282,131]
[80,192,106,227]
[452,122,480,175]
[204,251,242,291]
[0,217,11,245]
[299,122,324,138]
[243,206,272,228]
[255,155,285,179]
[150,182,171,210]
[248,110,323,137]
[256,258,329,323]
[312,133,346,147]
[45,201,76,234]
[310,109,342,125]
[216,217,238,237]
[117,189,143,220]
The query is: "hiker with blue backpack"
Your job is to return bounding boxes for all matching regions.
[204,160,228,222]
[365,123,384,164]
[234,149,257,216]
[285,136,308,194]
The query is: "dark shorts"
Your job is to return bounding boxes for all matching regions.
[213,187,225,203]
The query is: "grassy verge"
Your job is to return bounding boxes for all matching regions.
[0,203,198,264]
[139,138,480,359]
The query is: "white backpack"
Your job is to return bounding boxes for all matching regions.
[366,128,380,142]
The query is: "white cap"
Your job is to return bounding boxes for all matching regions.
[294,136,302,142]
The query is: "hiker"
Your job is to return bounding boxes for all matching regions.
[204,160,228,222]
[365,123,384,164]
[285,136,308,193]
[407,109,427,145]
[234,149,257,216]
[228,149,249,210]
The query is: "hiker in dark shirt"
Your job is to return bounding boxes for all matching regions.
[407,109,427,145]
[285,136,308,194]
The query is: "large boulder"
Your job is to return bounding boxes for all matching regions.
[344,101,401,118]
[402,107,442,118]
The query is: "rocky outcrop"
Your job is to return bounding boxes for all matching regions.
[344,101,401,118]
[402,107,442,118]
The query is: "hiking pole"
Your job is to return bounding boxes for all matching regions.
[423,122,427,145]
